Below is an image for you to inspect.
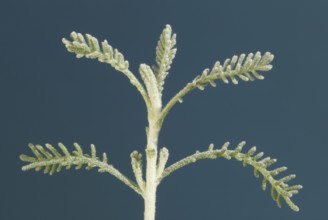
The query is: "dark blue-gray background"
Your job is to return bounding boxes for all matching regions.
[1,0,327,219]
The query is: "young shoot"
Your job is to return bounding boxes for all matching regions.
[20,24,302,220]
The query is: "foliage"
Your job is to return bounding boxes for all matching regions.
[21,24,302,220]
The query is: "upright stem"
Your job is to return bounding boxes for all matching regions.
[144,110,161,220]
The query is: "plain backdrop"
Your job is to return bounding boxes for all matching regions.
[1,0,327,220]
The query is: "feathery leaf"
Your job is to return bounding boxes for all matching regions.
[62,32,151,110]
[153,24,177,93]
[192,52,274,90]
[62,32,129,71]
[159,141,302,212]
[139,64,161,109]
[159,51,274,126]
[131,151,145,192]
[156,147,169,180]
[20,143,143,195]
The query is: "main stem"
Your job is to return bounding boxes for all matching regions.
[144,109,161,220]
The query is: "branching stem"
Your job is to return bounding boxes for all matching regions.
[21,25,300,220]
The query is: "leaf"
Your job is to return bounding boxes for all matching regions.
[160,141,302,212]
[153,24,177,93]
[62,32,129,71]
[139,64,161,109]
[192,52,274,90]
[20,143,143,196]
[21,143,102,175]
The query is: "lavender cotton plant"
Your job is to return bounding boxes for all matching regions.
[20,25,302,220]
